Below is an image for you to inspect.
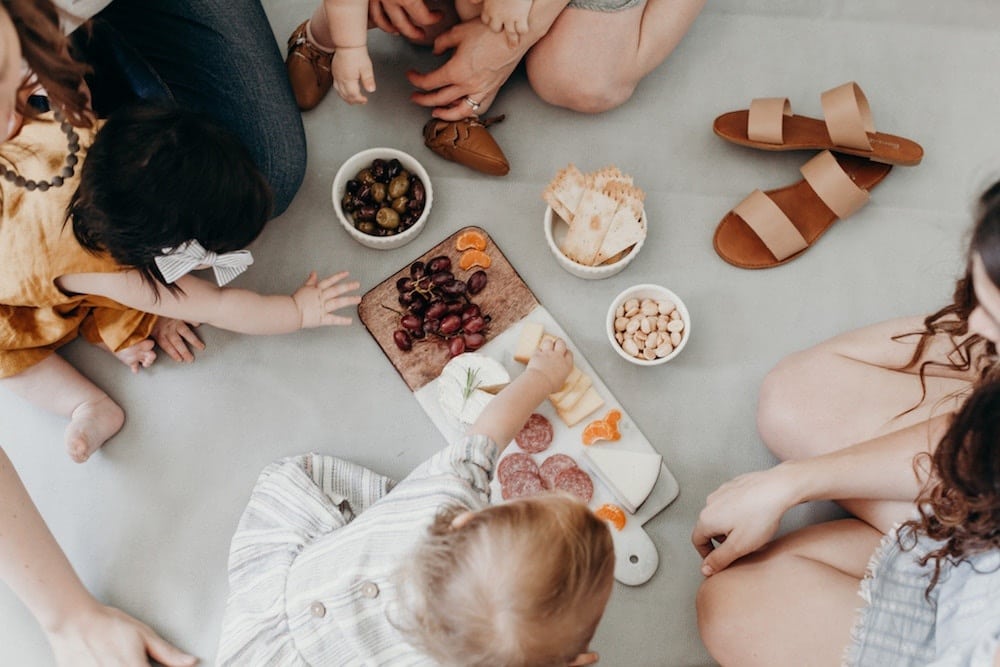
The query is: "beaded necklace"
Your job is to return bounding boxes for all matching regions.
[0,107,81,192]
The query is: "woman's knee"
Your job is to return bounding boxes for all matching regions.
[756,350,821,460]
[526,60,637,114]
[696,571,749,665]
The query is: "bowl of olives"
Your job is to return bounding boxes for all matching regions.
[332,147,433,250]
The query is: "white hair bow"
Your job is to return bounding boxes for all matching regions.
[154,240,254,286]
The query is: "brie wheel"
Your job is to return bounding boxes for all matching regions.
[437,353,510,425]
[582,447,661,514]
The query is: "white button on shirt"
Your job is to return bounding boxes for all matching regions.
[310,601,326,618]
[360,582,380,599]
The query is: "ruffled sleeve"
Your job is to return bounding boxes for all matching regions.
[400,434,499,500]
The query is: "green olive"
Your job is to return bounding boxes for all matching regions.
[376,207,401,230]
[356,168,376,185]
[371,182,387,203]
[391,196,409,214]
[388,174,410,199]
[357,220,378,235]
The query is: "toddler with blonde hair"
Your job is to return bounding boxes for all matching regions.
[218,337,616,666]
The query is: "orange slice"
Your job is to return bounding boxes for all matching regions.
[459,249,492,271]
[455,229,488,252]
[581,409,622,445]
[595,503,627,531]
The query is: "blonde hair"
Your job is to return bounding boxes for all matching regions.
[394,493,615,667]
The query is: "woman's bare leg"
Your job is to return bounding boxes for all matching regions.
[757,316,974,529]
[1,355,124,463]
[697,518,882,667]
[524,0,705,113]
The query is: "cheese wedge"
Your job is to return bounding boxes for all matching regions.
[548,366,583,404]
[582,447,662,514]
[513,322,545,363]
[552,372,592,412]
[556,386,604,427]
[437,353,510,425]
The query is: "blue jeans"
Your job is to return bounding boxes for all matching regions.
[85,0,306,217]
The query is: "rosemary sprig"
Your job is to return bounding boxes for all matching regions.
[463,367,480,401]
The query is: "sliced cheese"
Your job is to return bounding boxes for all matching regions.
[552,372,592,412]
[582,447,661,514]
[556,386,604,427]
[437,353,510,425]
[513,322,545,363]
[548,366,583,404]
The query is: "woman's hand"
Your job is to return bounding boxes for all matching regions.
[406,19,524,120]
[292,271,362,329]
[151,318,205,363]
[691,464,801,576]
[332,48,377,105]
[47,601,197,667]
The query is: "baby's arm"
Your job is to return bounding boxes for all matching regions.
[56,270,361,335]
[468,337,572,448]
[323,0,376,103]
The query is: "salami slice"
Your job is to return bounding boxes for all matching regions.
[515,413,554,454]
[497,453,539,485]
[501,470,545,500]
[539,454,578,490]
[553,467,594,503]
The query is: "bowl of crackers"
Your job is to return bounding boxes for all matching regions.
[606,284,690,365]
[542,164,647,279]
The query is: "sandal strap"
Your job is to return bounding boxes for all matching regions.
[733,189,808,261]
[800,150,870,219]
[747,97,792,144]
[820,82,875,152]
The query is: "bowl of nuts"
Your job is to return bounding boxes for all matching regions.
[332,147,433,250]
[606,284,690,365]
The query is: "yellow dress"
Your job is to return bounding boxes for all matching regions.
[0,112,157,378]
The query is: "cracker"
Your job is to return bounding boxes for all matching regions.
[543,164,587,224]
[560,187,618,265]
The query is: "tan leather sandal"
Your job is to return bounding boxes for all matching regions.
[713,151,892,269]
[713,82,923,166]
[286,20,333,111]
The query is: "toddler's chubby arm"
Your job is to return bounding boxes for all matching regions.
[323,0,377,104]
[56,270,362,336]
[468,336,572,448]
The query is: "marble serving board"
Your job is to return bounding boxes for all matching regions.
[360,229,679,585]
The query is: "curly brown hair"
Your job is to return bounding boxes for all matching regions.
[2,0,92,127]
[898,180,1000,593]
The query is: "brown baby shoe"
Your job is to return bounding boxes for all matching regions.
[286,20,333,111]
[423,116,510,176]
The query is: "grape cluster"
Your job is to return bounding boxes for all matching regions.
[392,255,490,356]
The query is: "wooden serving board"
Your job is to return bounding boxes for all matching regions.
[360,228,680,586]
[359,226,537,392]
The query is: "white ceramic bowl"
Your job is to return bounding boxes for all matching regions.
[543,205,645,279]
[606,284,690,366]
[332,147,433,250]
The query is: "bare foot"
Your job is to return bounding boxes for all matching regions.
[115,339,156,373]
[65,396,125,463]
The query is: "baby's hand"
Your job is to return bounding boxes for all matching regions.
[151,317,205,363]
[526,336,573,394]
[332,47,376,105]
[292,271,362,328]
[480,0,531,47]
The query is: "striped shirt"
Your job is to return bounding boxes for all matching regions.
[217,435,499,666]
[846,526,1000,666]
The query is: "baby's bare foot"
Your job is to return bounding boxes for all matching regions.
[65,396,124,463]
[116,339,156,373]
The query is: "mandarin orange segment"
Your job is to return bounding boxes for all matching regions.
[595,503,627,531]
[581,409,622,445]
[455,229,488,252]
[459,249,492,271]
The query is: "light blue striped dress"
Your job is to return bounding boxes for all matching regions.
[217,435,498,666]
[846,527,1000,666]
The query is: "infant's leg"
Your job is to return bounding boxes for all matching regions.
[0,355,124,463]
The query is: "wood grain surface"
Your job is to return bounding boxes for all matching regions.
[359,226,539,392]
